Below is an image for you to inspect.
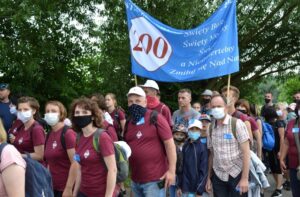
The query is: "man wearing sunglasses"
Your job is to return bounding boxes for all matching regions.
[0,83,16,133]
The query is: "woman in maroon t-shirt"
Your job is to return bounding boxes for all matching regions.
[8,96,45,161]
[43,101,76,197]
[105,93,126,139]
[64,97,118,197]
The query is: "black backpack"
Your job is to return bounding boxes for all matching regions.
[0,143,54,197]
[112,107,126,140]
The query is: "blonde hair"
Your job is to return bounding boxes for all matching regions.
[0,120,7,143]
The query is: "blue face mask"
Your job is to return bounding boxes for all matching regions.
[188,131,201,141]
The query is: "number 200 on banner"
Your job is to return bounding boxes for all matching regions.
[129,17,172,72]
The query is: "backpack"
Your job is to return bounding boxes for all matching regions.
[45,125,69,151]
[261,121,275,151]
[92,129,129,183]
[0,143,54,197]
[112,107,126,140]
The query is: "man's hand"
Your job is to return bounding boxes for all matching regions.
[62,187,72,197]
[205,178,212,193]
[237,178,248,195]
[176,188,182,197]
[160,170,175,188]
[280,159,287,173]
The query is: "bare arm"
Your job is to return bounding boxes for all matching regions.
[280,138,289,172]
[73,165,81,197]
[103,154,117,197]
[24,145,44,161]
[120,119,126,136]
[162,138,176,188]
[278,127,285,158]
[245,121,253,142]
[237,140,250,194]
[205,149,214,193]
[63,162,80,197]
[253,129,262,159]
[2,164,26,197]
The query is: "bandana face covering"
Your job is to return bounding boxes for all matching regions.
[146,95,160,109]
[128,104,147,124]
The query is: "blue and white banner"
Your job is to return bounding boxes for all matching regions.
[125,0,239,82]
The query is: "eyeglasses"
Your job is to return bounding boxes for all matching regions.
[0,83,9,89]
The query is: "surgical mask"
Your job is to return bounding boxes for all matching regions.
[73,115,93,129]
[44,113,60,126]
[276,110,283,117]
[17,110,33,123]
[188,131,201,141]
[211,107,225,119]
[10,106,17,115]
[128,104,147,124]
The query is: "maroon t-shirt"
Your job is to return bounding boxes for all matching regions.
[286,119,300,169]
[109,109,126,134]
[76,131,116,197]
[124,110,173,183]
[103,120,118,142]
[232,110,258,132]
[151,103,173,127]
[44,127,76,191]
[11,121,45,154]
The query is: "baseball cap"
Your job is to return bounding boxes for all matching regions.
[199,114,211,122]
[173,124,188,134]
[201,89,213,96]
[127,86,146,97]
[0,83,9,90]
[140,80,159,91]
[288,103,296,111]
[188,119,203,130]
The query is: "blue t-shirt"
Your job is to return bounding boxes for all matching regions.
[0,101,16,132]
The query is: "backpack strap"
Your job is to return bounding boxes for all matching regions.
[92,128,105,153]
[60,125,69,151]
[209,117,237,139]
[150,110,158,126]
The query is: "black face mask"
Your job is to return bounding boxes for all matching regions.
[202,98,211,105]
[238,109,247,114]
[294,99,300,105]
[128,104,147,124]
[265,98,271,104]
[174,138,185,143]
[73,115,93,129]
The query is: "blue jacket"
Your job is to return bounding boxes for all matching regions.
[177,137,208,195]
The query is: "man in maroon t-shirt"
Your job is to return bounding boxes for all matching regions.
[140,79,173,127]
[124,86,176,197]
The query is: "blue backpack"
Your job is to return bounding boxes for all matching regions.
[0,143,54,197]
[262,121,275,151]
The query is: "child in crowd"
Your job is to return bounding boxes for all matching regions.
[177,119,208,197]
[192,102,201,113]
[198,114,211,142]
[170,124,188,197]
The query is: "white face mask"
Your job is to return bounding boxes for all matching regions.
[211,107,225,119]
[17,110,33,123]
[276,110,283,117]
[44,113,60,126]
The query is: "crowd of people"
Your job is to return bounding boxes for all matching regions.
[0,81,299,197]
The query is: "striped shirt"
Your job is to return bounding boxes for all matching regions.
[207,114,249,181]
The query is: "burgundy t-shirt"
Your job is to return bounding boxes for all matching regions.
[151,103,173,127]
[76,131,116,197]
[232,110,258,132]
[11,121,45,154]
[286,119,300,169]
[109,109,126,133]
[103,120,118,142]
[124,110,173,183]
[44,127,76,191]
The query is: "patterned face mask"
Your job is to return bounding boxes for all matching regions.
[128,104,147,124]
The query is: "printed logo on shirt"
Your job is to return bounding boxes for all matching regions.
[18,137,23,144]
[84,150,90,159]
[52,141,57,149]
[136,131,142,139]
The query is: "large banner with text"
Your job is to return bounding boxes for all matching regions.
[125,0,239,82]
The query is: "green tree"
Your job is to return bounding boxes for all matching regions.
[278,75,300,103]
